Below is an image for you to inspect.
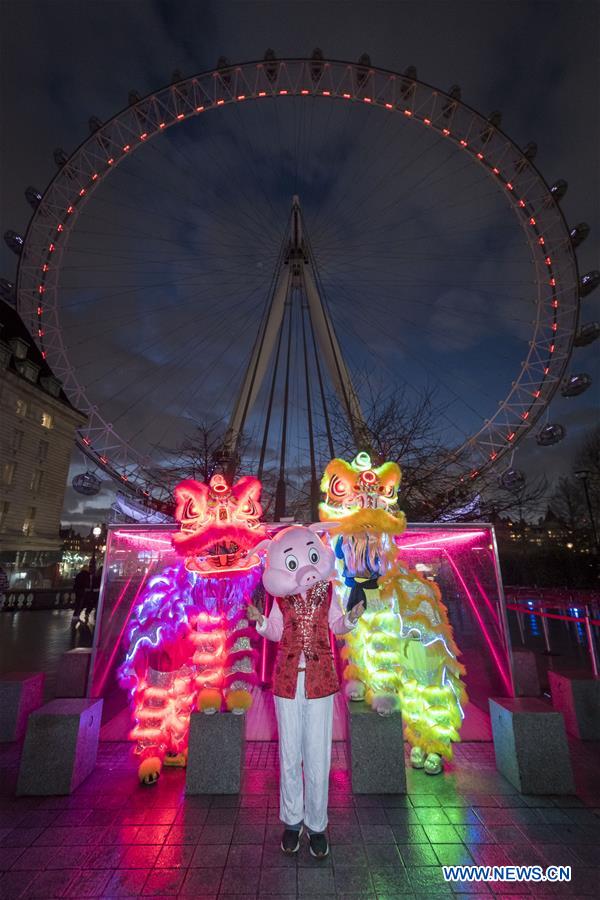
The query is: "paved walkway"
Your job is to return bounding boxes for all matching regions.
[1,739,599,898]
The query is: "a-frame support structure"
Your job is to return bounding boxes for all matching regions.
[224,196,368,520]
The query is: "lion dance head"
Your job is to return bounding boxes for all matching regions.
[172,473,266,574]
[319,452,406,535]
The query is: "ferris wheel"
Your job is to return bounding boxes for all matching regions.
[5,53,598,512]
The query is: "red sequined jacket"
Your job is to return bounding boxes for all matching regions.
[256,580,355,699]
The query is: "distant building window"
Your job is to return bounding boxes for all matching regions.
[15,398,27,417]
[1,463,16,486]
[0,502,9,532]
[13,430,24,451]
[41,376,61,398]
[22,507,36,536]
[30,470,43,492]
[41,412,54,429]
[10,338,28,360]
[17,360,40,383]
[38,440,49,461]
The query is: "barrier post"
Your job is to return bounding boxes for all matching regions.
[584,606,599,678]
[517,611,525,645]
[540,607,552,654]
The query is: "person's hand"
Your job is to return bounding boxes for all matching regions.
[247,604,265,627]
[349,600,365,624]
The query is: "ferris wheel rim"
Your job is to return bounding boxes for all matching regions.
[14,56,581,503]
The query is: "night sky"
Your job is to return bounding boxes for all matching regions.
[1,0,598,528]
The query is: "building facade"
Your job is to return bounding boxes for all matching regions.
[0,298,86,587]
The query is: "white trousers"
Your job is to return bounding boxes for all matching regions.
[274,672,334,834]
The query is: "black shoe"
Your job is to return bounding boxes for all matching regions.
[281,825,303,854]
[308,831,329,858]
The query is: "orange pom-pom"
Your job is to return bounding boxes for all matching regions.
[138,756,161,785]
[225,689,253,712]
[343,664,361,681]
[197,688,222,711]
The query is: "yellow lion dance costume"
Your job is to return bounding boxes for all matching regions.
[319,452,466,774]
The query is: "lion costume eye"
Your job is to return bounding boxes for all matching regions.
[240,497,256,516]
[184,498,199,519]
[329,475,349,498]
[285,555,299,571]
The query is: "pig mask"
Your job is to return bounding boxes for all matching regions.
[260,525,336,597]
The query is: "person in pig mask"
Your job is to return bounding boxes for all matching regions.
[247,525,364,859]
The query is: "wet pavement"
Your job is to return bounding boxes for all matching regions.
[0,737,599,898]
[0,611,92,700]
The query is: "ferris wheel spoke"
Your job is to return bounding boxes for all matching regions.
[105,298,264,434]
[309,104,431,237]
[127,294,267,454]
[76,281,266,384]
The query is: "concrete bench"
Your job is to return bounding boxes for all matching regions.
[548,671,600,740]
[0,672,44,742]
[17,698,103,795]
[489,697,574,794]
[347,701,406,794]
[55,648,93,698]
[186,712,245,794]
[512,648,541,697]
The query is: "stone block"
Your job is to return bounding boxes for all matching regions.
[17,698,103,795]
[512,649,541,697]
[548,671,600,740]
[55,648,92,698]
[489,697,574,795]
[0,672,44,742]
[347,701,406,794]
[186,712,245,794]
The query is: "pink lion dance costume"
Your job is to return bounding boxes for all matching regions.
[118,473,265,785]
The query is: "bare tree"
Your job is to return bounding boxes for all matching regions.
[328,378,549,522]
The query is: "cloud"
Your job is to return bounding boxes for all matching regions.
[1,1,598,527]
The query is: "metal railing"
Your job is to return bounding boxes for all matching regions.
[0,589,76,612]
[505,589,600,677]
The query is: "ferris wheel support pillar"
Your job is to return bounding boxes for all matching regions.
[223,197,369,476]
[223,266,292,462]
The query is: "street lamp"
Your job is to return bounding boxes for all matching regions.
[574,470,599,552]
[91,525,102,575]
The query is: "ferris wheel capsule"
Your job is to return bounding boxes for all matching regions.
[4,231,24,255]
[515,141,537,173]
[500,468,526,491]
[263,49,278,83]
[72,472,102,496]
[560,373,592,397]
[550,179,568,201]
[25,186,42,209]
[481,110,502,144]
[442,85,461,118]
[400,66,417,99]
[574,322,600,347]
[310,48,324,83]
[0,278,15,303]
[569,222,590,248]
[357,53,372,87]
[215,58,232,88]
[580,270,600,297]
[53,148,68,167]
[536,424,566,446]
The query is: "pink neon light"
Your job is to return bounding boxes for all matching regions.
[471,574,500,628]
[398,530,486,550]
[114,531,173,548]
[95,569,149,696]
[107,577,133,626]
[443,551,512,695]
